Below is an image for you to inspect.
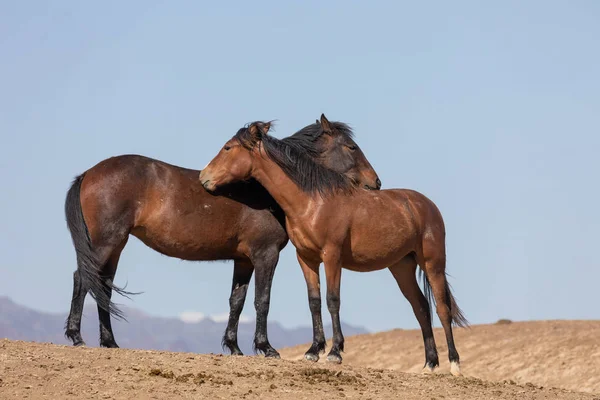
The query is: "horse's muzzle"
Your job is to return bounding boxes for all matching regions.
[365,178,382,190]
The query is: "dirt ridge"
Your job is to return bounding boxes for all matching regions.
[281,320,600,394]
[1,328,598,400]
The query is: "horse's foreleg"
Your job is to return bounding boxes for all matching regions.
[297,252,325,362]
[323,251,344,364]
[251,248,280,358]
[222,259,253,356]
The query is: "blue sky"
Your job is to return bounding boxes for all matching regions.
[1,1,599,333]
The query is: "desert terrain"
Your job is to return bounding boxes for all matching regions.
[282,320,600,394]
[0,320,598,399]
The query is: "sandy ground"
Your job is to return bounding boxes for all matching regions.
[281,320,600,394]
[0,321,598,400]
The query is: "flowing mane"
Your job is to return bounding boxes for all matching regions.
[282,121,354,157]
[234,122,356,197]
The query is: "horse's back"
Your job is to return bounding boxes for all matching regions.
[79,155,154,234]
[78,154,286,260]
[385,188,446,242]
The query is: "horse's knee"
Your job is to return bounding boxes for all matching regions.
[326,292,340,313]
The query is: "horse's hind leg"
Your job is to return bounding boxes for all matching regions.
[222,259,254,356]
[95,238,128,348]
[389,255,439,372]
[419,246,461,375]
[65,238,127,347]
[65,269,88,346]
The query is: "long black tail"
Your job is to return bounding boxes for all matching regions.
[418,269,469,328]
[65,173,132,320]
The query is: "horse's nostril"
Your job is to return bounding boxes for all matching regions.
[376,178,382,189]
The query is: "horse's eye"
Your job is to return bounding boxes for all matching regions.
[224,145,231,151]
[347,145,357,151]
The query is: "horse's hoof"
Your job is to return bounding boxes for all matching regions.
[326,354,342,364]
[101,342,119,349]
[304,353,319,362]
[265,351,281,359]
[73,341,86,347]
[421,365,435,374]
[450,361,461,376]
[231,351,244,356]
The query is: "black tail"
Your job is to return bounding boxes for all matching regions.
[65,173,134,321]
[418,269,469,328]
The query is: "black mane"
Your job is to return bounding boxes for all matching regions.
[234,122,355,197]
[281,121,354,156]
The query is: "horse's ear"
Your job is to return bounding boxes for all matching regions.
[320,113,332,133]
[248,124,263,141]
[248,121,272,141]
[258,121,272,135]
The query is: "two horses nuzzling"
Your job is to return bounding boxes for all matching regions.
[64,115,379,359]
[200,119,467,375]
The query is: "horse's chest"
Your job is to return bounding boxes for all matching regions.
[287,223,320,255]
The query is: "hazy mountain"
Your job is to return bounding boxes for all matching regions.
[0,296,368,354]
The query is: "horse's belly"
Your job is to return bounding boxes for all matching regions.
[341,261,390,272]
[131,221,240,261]
[343,234,414,271]
[341,248,403,272]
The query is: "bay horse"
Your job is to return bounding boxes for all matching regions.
[64,114,380,358]
[199,121,468,375]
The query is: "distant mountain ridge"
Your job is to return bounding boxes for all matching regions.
[0,296,368,354]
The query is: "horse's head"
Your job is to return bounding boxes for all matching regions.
[303,114,380,190]
[200,116,381,192]
[199,122,269,192]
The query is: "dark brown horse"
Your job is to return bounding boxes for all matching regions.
[199,122,468,374]
[64,115,380,357]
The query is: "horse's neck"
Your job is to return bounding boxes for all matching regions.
[251,151,315,219]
